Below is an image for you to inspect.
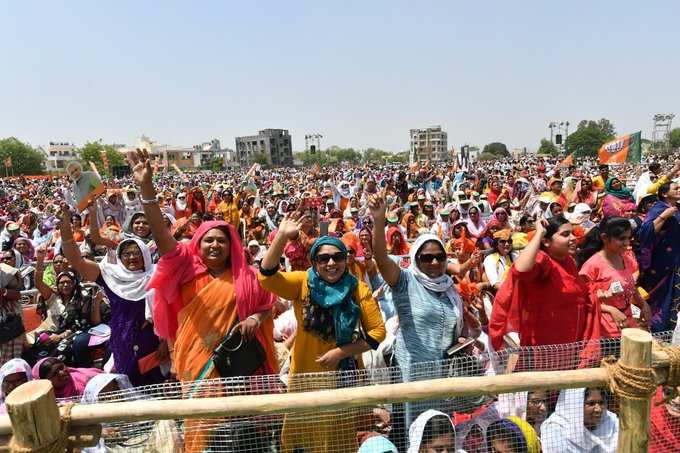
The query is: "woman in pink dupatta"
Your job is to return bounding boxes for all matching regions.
[131,150,277,453]
[127,150,277,380]
[32,357,101,399]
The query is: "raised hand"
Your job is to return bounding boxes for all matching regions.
[277,210,308,241]
[367,193,387,222]
[58,203,72,227]
[126,148,154,186]
[35,244,48,263]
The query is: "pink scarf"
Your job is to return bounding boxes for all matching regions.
[31,358,101,399]
[148,220,275,341]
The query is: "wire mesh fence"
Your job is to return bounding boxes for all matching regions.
[64,331,673,453]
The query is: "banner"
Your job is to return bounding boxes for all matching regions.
[558,152,574,167]
[598,131,642,164]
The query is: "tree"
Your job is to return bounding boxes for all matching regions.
[482,142,510,158]
[391,151,410,163]
[537,138,559,156]
[670,128,680,149]
[0,137,45,175]
[251,152,269,167]
[477,152,499,161]
[363,148,391,163]
[78,141,125,175]
[210,156,224,172]
[566,119,616,158]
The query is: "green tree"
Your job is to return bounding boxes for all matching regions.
[537,138,559,156]
[391,151,410,163]
[363,148,392,163]
[0,137,45,175]
[295,151,328,166]
[482,142,510,158]
[326,145,362,164]
[477,152,499,161]
[252,152,269,167]
[210,156,224,172]
[670,128,680,149]
[566,119,616,158]
[78,141,125,174]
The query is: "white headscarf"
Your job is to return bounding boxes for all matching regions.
[81,373,136,453]
[99,238,155,310]
[407,409,465,453]
[541,388,618,453]
[81,373,134,404]
[408,234,464,336]
[0,358,32,409]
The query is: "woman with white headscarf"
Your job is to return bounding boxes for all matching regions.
[369,193,476,442]
[0,358,32,413]
[58,206,166,386]
[407,409,466,453]
[82,373,181,453]
[541,387,618,453]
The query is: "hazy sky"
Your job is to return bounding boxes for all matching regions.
[2,1,678,153]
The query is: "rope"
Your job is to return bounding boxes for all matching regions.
[9,402,75,453]
[654,345,680,405]
[600,356,657,401]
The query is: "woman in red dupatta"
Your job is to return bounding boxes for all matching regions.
[489,216,600,370]
[128,149,278,452]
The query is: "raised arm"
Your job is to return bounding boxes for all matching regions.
[514,218,546,273]
[127,149,177,255]
[367,193,400,287]
[86,204,117,250]
[261,208,305,272]
[34,245,54,300]
[58,206,101,282]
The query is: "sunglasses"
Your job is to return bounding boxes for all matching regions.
[315,252,347,264]
[497,239,511,245]
[417,253,446,264]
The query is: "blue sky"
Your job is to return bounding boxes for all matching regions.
[1,1,678,153]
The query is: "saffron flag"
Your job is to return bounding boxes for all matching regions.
[559,152,574,167]
[598,131,642,164]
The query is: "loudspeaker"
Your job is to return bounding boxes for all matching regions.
[310,145,316,154]
[555,134,562,145]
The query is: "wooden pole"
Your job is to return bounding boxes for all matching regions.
[617,328,653,453]
[4,380,62,451]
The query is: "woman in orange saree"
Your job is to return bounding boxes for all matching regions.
[129,149,278,452]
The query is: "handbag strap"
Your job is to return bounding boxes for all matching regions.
[187,323,242,398]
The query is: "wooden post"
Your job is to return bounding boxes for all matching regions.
[4,380,63,451]
[617,328,653,453]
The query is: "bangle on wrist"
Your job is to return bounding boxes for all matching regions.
[62,238,75,244]
[140,197,159,205]
[247,315,261,327]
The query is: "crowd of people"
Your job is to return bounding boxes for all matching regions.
[0,148,679,452]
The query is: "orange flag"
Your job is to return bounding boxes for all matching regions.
[559,152,574,167]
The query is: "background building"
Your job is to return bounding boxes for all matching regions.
[193,139,232,169]
[43,142,78,172]
[409,126,448,163]
[235,129,293,167]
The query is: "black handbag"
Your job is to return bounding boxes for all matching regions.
[212,322,265,378]
[0,314,25,343]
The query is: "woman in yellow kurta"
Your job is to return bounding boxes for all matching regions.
[259,212,386,453]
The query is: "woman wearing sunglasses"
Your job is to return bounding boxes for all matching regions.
[367,193,478,439]
[481,229,518,292]
[258,208,386,453]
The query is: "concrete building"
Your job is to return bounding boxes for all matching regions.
[235,129,293,167]
[44,142,78,173]
[131,135,196,171]
[193,139,228,169]
[409,126,449,163]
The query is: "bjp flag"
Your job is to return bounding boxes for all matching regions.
[598,131,642,164]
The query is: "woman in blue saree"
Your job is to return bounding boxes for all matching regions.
[638,180,680,333]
